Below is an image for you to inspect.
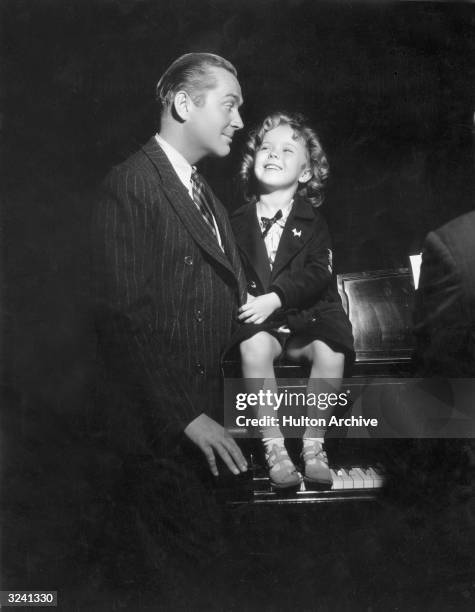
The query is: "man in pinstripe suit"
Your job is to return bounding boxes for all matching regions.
[92,53,249,588]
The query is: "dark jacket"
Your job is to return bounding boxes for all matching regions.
[231,194,346,332]
[92,137,247,455]
[413,210,475,376]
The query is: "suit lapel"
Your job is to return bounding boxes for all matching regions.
[140,138,235,276]
[232,203,272,290]
[204,181,248,304]
[271,195,316,281]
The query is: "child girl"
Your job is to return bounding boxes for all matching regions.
[230,112,354,490]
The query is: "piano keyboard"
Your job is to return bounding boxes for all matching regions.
[223,465,385,505]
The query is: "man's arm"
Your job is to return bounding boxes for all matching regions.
[413,230,464,374]
[414,230,461,333]
[93,167,201,440]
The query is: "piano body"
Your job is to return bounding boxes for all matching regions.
[339,268,415,377]
[221,267,416,505]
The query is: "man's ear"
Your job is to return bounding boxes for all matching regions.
[172,90,192,121]
[298,167,312,184]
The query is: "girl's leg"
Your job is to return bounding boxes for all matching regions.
[240,331,282,438]
[305,339,345,438]
[240,332,301,488]
[287,338,345,434]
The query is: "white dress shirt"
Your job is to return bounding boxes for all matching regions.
[256,200,294,269]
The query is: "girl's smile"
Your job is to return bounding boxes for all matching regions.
[263,162,282,171]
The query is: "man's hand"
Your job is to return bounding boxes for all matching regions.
[238,292,282,324]
[184,413,248,477]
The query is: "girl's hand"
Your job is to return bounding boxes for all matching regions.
[246,293,256,304]
[238,292,282,324]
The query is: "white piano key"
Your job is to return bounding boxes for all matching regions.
[338,469,354,489]
[349,468,364,489]
[355,467,375,488]
[345,469,357,488]
[330,469,345,490]
[366,467,384,488]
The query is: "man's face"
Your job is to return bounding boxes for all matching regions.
[186,67,244,158]
[254,124,310,193]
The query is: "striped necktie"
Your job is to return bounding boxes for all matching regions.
[191,168,218,240]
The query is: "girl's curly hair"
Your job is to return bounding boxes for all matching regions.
[239,111,329,207]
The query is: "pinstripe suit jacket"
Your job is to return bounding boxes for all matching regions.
[413,210,475,375]
[92,137,247,455]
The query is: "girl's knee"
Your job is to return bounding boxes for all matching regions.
[309,340,345,372]
[240,333,279,367]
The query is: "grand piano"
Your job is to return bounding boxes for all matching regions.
[220,267,417,505]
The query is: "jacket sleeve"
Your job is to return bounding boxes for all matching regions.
[413,230,467,374]
[92,166,203,441]
[414,230,462,332]
[269,216,333,309]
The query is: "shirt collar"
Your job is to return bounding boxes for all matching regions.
[155,133,193,194]
[256,199,294,226]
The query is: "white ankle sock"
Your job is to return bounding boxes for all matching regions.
[303,437,324,447]
[263,437,285,453]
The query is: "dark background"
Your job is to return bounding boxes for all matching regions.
[3,0,475,405]
[2,0,475,609]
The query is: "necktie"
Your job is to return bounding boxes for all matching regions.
[191,168,218,240]
[260,209,283,238]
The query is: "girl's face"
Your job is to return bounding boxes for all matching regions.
[254,123,311,194]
